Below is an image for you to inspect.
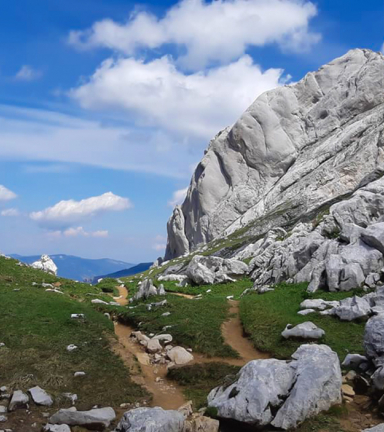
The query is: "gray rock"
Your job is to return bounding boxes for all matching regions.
[114,407,185,432]
[281,322,325,340]
[131,279,165,302]
[183,415,220,432]
[331,296,372,321]
[50,407,116,430]
[167,347,194,365]
[186,255,248,285]
[146,339,162,354]
[43,425,71,432]
[363,425,384,432]
[8,390,29,411]
[28,386,53,407]
[31,254,58,275]
[341,354,368,369]
[364,313,384,365]
[208,344,342,430]
[362,223,384,255]
[372,366,384,391]
[300,299,339,310]
[0,415,7,422]
[297,309,316,316]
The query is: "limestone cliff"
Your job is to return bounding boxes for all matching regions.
[165,49,384,260]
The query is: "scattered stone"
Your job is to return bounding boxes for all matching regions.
[74,372,86,377]
[0,416,7,423]
[114,407,184,432]
[300,299,339,310]
[66,344,78,352]
[345,370,357,381]
[62,393,77,405]
[167,347,194,365]
[43,425,71,432]
[162,312,171,317]
[331,296,372,321]
[342,354,368,369]
[50,407,116,430]
[9,390,29,411]
[91,299,109,305]
[71,314,85,320]
[146,339,162,354]
[297,309,316,316]
[28,386,53,407]
[281,322,325,340]
[342,384,355,398]
[184,414,220,432]
[0,407,6,414]
[152,334,173,345]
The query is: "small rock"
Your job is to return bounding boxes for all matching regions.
[28,386,53,407]
[66,344,78,352]
[0,407,6,414]
[281,322,325,340]
[167,347,194,365]
[345,370,357,381]
[0,416,7,423]
[342,384,355,397]
[71,314,85,319]
[49,407,116,430]
[74,372,86,377]
[297,309,316,316]
[9,390,29,411]
[62,393,78,405]
[146,339,162,354]
[43,425,71,432]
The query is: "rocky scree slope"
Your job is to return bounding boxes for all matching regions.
[165,49,384,264]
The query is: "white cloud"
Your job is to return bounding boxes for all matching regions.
[1,208,20,217]
[69,0,320,69]
[0,185,17,201]
[30,192,132,229]
[168,187,188,207]
[63,226,109,238]
[15,65,42,81]
[71,55,285,139]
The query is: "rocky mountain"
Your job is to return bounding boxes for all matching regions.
[11,254,133,281]
[92,262,153,283]
[165,48,384,261]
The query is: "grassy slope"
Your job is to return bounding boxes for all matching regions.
[100,278,253,358]
[0,257,146,410]
[240,282,367,360]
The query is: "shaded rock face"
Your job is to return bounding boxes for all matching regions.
[31,254,58,275]
[165,49,384,260]
[207,344,342,430]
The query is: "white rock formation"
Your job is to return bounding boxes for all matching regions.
[49,407,116,429]
[281,322,325,339]
[208,344,342,430]
[31,254,58,275]
[165,49,384,260]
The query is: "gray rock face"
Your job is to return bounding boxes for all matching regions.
[364,313,384,366]
[50,407,116,430]
[165,49,384,260]
[331,296,372,321]
[281,322,325,340]
[208,344,342,430]
[28,386,53,407]
[186,255,248,285]
[114,407,185,432]
[363,425,384,432]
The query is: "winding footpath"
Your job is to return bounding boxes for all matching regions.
[113,287,267,409]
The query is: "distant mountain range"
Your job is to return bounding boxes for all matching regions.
[93,262,153,283]
[11,254,135,282]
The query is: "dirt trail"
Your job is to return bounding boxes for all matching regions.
[112,288,268,410]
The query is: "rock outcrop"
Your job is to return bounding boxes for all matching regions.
[207,344,342,430]
[31,254,58,275]
[165,49,384,260]
[131,279,165,302]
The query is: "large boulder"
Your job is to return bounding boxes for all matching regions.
[114,407,185,432]
[208,344,342,430]
[49,407,116,430]
[331,296,372,321]
[31,254,58,275]
[364,313,384,366]
[167,347,194,365]
[186,255,248,285]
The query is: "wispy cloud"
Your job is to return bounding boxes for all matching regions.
[30,192,132,229]
[168,187,188,207]
[1,208,20,217]
[15,65,42,81]
[0,185,17,201]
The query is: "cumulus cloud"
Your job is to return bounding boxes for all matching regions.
[71,55,285,139]
[152,235,167,251]
[0,185,17,201]
[15,65,42,81]
[63,226,109,238]
[69,0,320,69]
[30,192,132,229]
[1,208,20,217]
[168,187,188,207]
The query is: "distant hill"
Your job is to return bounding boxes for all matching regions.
[11,254,134,282]
[93,262,153,283]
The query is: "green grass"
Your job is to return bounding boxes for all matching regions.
[240,282,367,360]
[167,363,240,409]
[95,277,122,296]
[0,257,147,409]
[101,279,253,358]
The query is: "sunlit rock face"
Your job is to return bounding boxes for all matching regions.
[165,49,384,259]
[31,254,58,275]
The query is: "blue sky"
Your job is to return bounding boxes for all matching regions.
[0,0,383,263]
